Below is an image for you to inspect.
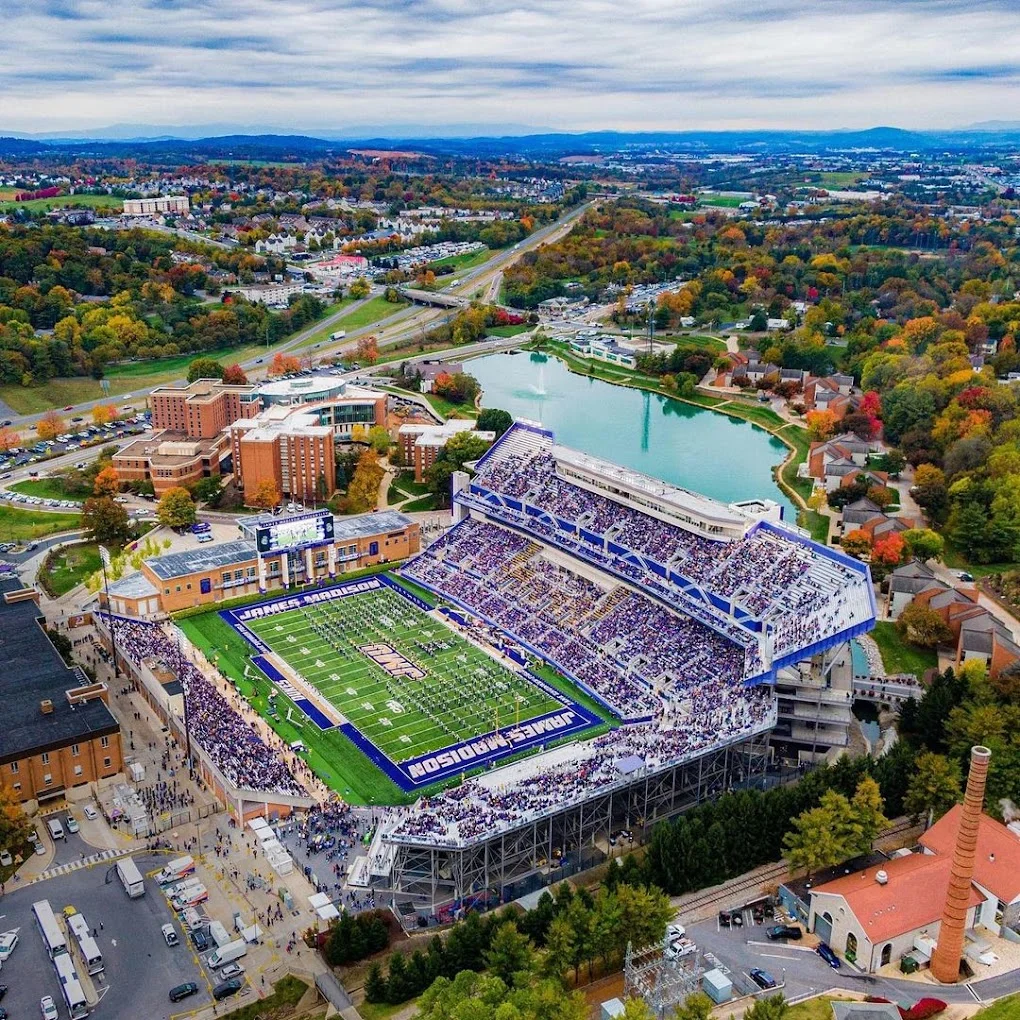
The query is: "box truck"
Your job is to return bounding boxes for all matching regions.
[116,857,145,898]
[208,939,247,968]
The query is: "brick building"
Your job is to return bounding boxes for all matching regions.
[115,379,261,496]
[0,582,122,811]
[398,420,495,482]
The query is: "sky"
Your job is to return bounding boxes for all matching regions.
[4,0,1020,136]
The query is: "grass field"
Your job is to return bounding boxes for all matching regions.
[430,247,493,271]
[0,505,80,541]
[40,541,101,597]
[297,296,410,349]
[870,621,938,678]
[0,194,123,214]
[10,478,75,501]
[178,572,609,804]
[243,585,562,763]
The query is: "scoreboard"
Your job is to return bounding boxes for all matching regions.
[254,509,334,554]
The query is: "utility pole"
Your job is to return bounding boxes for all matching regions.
[100,546,120,680]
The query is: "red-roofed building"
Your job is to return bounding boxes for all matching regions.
[920,805,1020,935]
[808,853,983,972]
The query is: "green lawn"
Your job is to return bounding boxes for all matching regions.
[430,246,492,271]
[10,478,76,501]
[341,295,409,331]
[870,621,939,678]
[0,194,123,214]
[974,994,1020,1019]
[0,505,80,541]
[487,324,532,338]
[401,493,442,512]
[40,542,101,597]
[220,975,307,1019]
[786,996,858,1020]
[697,195,746,208]
[390,473,429,498]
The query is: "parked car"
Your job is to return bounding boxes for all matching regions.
[749,968,777,990]
[41,996,59,1020]
[65,815,79,834]
[0,933,17,961]
[161,924,179,947]
[212,978,243,1001]
[83,804,98,821]
[816,942,841,969]
[190,929,210,951]
[169,983,199,1003]
[218,961,244,979]
[766,925,802,941]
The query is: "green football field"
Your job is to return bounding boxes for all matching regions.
[243,586,562,763]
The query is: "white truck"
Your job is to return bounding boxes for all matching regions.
[330,330,347,341]
[156,855,195,885]
[171,884,208,910]
[208,939,247,968]
[116,857,145,898]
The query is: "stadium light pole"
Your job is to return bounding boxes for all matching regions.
[99,546,120,680]
[177,630,194,779]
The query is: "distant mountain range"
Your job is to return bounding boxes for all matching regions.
[3,125,1020,160]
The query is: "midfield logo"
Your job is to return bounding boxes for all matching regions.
[360,643,427,680]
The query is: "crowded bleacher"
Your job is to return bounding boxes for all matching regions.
[111,617,306,797]
[402,518,745,719]
[465,424,872,662]
[390,681,776,845]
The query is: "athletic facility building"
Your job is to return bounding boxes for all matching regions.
[102,509,419,615]
[379,421,875,912]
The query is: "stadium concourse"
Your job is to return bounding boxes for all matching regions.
[385,421,874,857]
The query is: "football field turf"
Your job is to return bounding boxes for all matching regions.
[242,585,563,763]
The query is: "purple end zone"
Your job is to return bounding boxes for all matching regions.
[216,575,601,792]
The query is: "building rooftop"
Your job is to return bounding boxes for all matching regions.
[144,539,258,581]
[812,852,984,943]
[150,379,258,403]
[920,805,1020,904]
[257,376,384,404]
[115,431,225,466]
[333,510,414,540]
[106,572,159,599]
[0,581,119,764]
[552,443,748,532]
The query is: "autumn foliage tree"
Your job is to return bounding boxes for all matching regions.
[91,404,118,426]
[0,426,20,452]
[247,479,280,510]
[268,353,301,377]
[805,408,838,442]
[346,450,384,513]
[36,410,65,441]
[842,530,872,560]
[872,532,906,566]
[222,363,248,385]
[93,466,120,497]
[356,335,379,365]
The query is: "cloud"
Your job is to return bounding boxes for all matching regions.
[2,0,1019,133]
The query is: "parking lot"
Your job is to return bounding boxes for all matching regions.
[682,902,852,1004]
[0,852,210,1020]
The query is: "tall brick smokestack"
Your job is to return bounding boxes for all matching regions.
[930,745,991,983]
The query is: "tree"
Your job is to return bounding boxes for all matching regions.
[0,426,21,452]
[157,486,196,529]
[91,404,118,426]
[269,352,301,377]
[675,993,714,1020]
[743,994,789,1020]
[187,357,225,382]
[542,914,575,982]
[347,450,384,513]
[805,409,838,442]
[443,430,492,469]
[620,1000,656,1020]
[904,752,962,829]
[904,528,945,563]
[476,407,513,437]
[93,465,120,497]
[841,530,872,560]
[872,532,906,567]
[0,780,32,855]
[191,476,224,506]
[897,602,954,648]
[356,335,379,364]
[364,961,387,1003]
[81,496,131,545]
[484,921,535,989]
[367,425,392,454]
[247,479,280,510]
[222,363,248,385]
[349,277,371,300]
[424,459,455,506]
[36,410,66,441]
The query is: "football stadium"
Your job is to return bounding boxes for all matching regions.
[105,419,875,915]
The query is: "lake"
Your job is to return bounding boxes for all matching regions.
[468,351,796,518]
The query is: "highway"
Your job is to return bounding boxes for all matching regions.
[8,200,592,432]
